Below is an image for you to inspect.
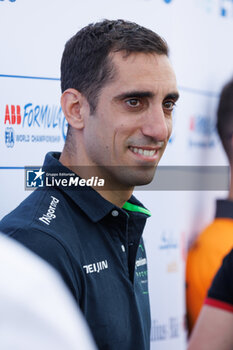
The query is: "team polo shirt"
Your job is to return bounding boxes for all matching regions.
[0,152,151,350]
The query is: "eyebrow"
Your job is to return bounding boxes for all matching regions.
[164,92,180,102]
[114,91,155,100]
[114,90,180,101]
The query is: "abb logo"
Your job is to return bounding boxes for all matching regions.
[4,105,22,125]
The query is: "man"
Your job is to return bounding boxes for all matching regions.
[0,19,179,349]
[0,233,96,350]
[186,78,233,332]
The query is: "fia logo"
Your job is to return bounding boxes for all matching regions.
[26,168,45,188]
[5,127,15,148]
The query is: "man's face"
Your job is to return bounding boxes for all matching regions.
[82,51,179,189]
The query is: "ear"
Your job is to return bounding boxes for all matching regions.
[60,88,90,130]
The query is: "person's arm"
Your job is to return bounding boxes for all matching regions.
[188,305,233,350]
[188,249,233,350]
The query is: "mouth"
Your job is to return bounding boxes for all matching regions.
[128,146,161,161]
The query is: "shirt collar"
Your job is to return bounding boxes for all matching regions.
[215,199,233,219]
[42,152,151,223]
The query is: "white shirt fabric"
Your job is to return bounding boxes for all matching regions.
[0,233,97,350]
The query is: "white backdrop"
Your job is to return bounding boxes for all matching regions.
[1,0,233,349]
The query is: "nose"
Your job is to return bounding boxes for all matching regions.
[141,105,171,142]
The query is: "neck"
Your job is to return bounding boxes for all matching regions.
[59,149,133,208]
[97,189,134,208]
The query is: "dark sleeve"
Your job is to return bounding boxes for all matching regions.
[206,249,233,310]
[10,228,81,302]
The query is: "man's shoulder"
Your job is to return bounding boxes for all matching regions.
[0,196,69,259]
[0,189,45,233]
[0,188,60,233]
[0,187,78,242]
[0,186,88,253]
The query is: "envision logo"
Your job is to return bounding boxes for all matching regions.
[0,0,16,2]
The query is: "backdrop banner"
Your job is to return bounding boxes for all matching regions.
[1,1,233,348]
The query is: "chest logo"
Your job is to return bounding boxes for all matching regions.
[83,260,108,274]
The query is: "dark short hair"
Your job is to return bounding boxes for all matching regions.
[61,19,169,114]
[217,78,233,161]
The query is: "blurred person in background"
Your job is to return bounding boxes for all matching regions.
[186,78,233,343]
[188,248,233,350]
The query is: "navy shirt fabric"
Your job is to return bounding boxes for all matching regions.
[0,152,151,350]
[207,249,233,307]
[205,200,233,311]
[215,199,233,219]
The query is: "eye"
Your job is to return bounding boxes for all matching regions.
[125,98,141,108]
[163,100,176,111]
